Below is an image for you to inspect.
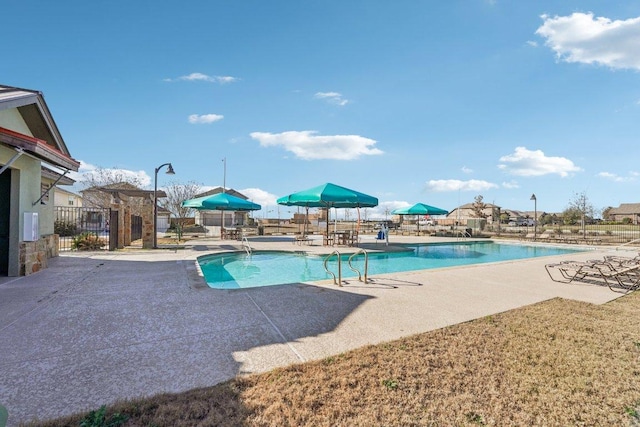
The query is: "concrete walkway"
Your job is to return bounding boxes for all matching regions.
[0,236,629,426]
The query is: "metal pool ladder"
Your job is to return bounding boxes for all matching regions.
[347,248,369,284]
[323,250,342,286]
[241,235,252,256]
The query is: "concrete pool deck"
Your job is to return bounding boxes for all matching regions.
[0,235,632,426]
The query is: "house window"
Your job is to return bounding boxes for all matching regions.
[40,183,50,204]
[68,196,75,206]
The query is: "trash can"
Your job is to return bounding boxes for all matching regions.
[258,226,264,236]
[465,228,472,236]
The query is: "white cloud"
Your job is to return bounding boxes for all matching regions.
[536,12,640,70]
[164,72,239,84]
[315,92,349,106]
[526,40,538,47]
[498,146,581,177]
[501,180,520,189]
[66,160,94,184]
[250,130,383,160]
[370,201,413,220]
[74,162,152,188]
[188,113,224,124]
[238,187,279,207]
[426,179,498,192]
[461,166,473,174]
[597,171,638,182]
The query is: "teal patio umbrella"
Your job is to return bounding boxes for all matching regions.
[182,192,261,211]
[392,203,448,233]
[182,193,261,237]
[277,182,378,238]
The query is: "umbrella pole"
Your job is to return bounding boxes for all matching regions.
[326,208,330,240]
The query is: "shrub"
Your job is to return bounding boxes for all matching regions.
[79,405,128,427]
[54,219,77,237]
[71,232,106,251]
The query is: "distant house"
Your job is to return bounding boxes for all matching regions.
[608,203,640,224]
[1,85,80,276]
[192,187,253,228]
[53,186,83,207]
[447,203,502,225]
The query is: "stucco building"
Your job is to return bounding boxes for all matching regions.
[0,85,80,276]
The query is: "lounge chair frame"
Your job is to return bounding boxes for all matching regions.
[545,259,640,293]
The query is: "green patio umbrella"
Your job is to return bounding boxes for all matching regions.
[182,192,261,240]
[277,182,378,239]
[391,203,449,233]
[182,192,261,211]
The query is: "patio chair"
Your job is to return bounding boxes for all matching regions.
[592,262,640,292]
[538,231,553,241]
[545,259,640,292]
[602,253,640,267]
[293,234,312,245]
[349,230,360,247]
[545,260,602,284]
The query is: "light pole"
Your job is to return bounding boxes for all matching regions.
[530,193,537,241]
[153,162,175,249]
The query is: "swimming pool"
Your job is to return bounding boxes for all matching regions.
[197,241,585,289]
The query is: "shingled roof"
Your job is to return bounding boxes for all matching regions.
[610,203,640,214]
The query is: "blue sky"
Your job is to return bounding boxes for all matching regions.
[4,1,640,219]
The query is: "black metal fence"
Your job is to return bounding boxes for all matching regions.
[131,215,142,242]
[54,206,111,251]
[484,223,640,246]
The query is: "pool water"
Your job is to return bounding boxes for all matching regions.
[197,241,584,289]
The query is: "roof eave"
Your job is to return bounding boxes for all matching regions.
[0,126,80,171]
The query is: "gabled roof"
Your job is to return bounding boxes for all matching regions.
[195,187,248,200]
[610,203,640,214]
[81,182,166,199]
[452,202,501,210]
[0,85,79,171]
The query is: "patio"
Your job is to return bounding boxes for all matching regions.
[0,236,626,426]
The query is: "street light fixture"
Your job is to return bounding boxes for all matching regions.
[530,193,537,241]
[153,162,175,249]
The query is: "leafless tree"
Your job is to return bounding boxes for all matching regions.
[79,166,147,214]
[563,191,596,237]
[159,181,202,234]
[471,195,488,219]
[80,167,146,190]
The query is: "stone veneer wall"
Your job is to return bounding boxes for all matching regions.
[18,234,59,276]
[142,198,154,249]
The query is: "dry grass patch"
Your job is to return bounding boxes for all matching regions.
[27,293,640,426]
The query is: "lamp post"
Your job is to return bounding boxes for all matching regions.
[153,162,175,249]
[530,193,537,241]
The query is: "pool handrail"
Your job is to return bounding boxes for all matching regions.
[347,249,369,284]
[323,250,342,286]
[241,235,252,256]
[456,229,471,240]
